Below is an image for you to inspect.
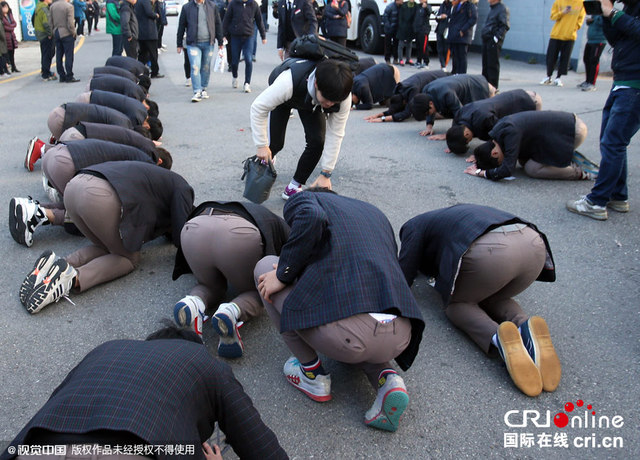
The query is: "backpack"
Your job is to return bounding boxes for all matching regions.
[289,34,359,71]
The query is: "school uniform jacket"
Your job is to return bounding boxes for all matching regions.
[105,55,149,76]
[62,103,133,132]
[78,161,194,252]
[89,89,148,126]
[275,191,425,371]
[352,63,397,110]
[384,69,448,121]
[0,339,287,460]
[65,139,155,170]
[173,201,290,279]
[89,74,147,101]
[399,204,555,306]
[453,89,536,140]
[424,74,490,125]
[76,121,157,157]
[485,110,576,181]
[93,65,138,82]
[276,0,318,49]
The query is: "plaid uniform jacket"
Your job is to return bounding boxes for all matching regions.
[276,192,425,371]
[1,340,287,460]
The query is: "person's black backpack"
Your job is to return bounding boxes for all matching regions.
[289,34,359,71]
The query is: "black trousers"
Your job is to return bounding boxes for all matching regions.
[138,39,159,76]
[111,34,124,56]
[75,17,85,36]
[269,105,325,185]
[124,37,138,58]
[384,33,398,62]
[482,39,502,88]
[436,32,448,68]
[39,37,55,78]
[450,43,468,74]
[583,42,605,85]
[54,30,75,81]
[545,38,574,78]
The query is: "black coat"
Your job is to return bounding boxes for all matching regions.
[105,55,150,76]
[486,111,576,181]
[173,201,290,279]
[396,2,417,41]
[399,204,555,305]
[223,0,265,38]
[177,0,224,47]
[435,0,451,35]
[79,161,194,252]
[425,74,490,124]
[322,0,348,38]
[93,65,138,82]
[352,63,397,110]
[447,0,477,45]
[481,0,509,43]
[135,0,158,40]
[453,89,536,140]
[119,1,139,40]
[384,69,448,121]
[276,0,318,49]
[413,3,432,36]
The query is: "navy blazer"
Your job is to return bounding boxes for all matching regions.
[352,63,397,110]
[276,0,318,49]
[399,204,556,306]
[276,191,425,371]
[424,74,490,126]
[1,339,287,460]
[135,0,158,40]
[447,0,477,45]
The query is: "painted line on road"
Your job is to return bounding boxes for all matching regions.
[0,36,85,85]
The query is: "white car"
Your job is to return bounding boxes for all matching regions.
[165,0,181,16]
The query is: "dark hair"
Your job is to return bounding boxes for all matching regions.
[315,59,353,103]
[146,321,203,344]
[145,98,159,118]
[409,93,431,121]
[155,147,172,170]
[388,95,405,115]
[147,117,163,141]
[307,186,337,194]
[446,125,469,154]
[474,141,499,170]
[133,125,153,139]
[138,75,151,92]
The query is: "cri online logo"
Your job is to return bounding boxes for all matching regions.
[504,399,624,429]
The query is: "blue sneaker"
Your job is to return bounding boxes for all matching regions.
[572,151,600,175]
[211,303,244,358]
[496,321,542,397]
[364,372,409,432]
[520,316,561,392]
[173,295,206,336]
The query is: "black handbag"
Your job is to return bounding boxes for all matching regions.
[241,156,277,204]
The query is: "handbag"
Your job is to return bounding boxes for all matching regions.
[213,46,227,73]
[241,156,277,204]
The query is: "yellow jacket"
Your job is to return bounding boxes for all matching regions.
[550,0,586,41]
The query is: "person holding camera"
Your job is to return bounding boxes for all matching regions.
[567,0,640,220]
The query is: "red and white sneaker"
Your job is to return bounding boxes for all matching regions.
[25,137,45,171]
[173,295,207,335]
[283,357,332,402]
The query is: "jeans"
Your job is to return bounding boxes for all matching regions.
[187,42,215,92]
[230,35,254,84]
[111,34,124,56]
[587,87,640,206]
[54,30,75,81]
[39,36,55,78]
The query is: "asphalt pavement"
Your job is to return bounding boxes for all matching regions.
[0,19,638,460]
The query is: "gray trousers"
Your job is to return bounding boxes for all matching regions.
[180,213,264,321]
[445,226,546,353]
[254,255,412,388]
[64,174,139,292]
[47,105,67,140]
[42,144,75,194]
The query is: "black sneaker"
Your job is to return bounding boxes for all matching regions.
[26,259,77,314]
[66,77,81,83]
[9,197,49,247]
[20,250,57,305]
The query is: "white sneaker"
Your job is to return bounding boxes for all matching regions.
[243,83,251,93]
[20,249,57,305]
[26,259,77,314]
[364,372,409,432]
[540,76,552,85]
[566,196,608,220]
[42,173,62,203]
[185,79,191,87]
[9,197,49,247]
[191,91,202,103]
[283,357,332,402]
[200,89,209,99]
[212,302,244,358]
[173,295,206,335]
[232,78,238,88]
[553,78,563,87]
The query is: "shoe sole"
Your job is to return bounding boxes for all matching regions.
[26,260,74,314]
[527,316,562,392]
[498,322,542,397]
[607,202,629,213]
[173,302,193,327]
[20,250,56,306]
[9,198,29,247]
[365,388,409,432]
[25,138,37,171]
[567,204,608,221]
[217,333,244,358]
[285,375,332,402]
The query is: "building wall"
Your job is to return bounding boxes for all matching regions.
[472,0,612,74]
